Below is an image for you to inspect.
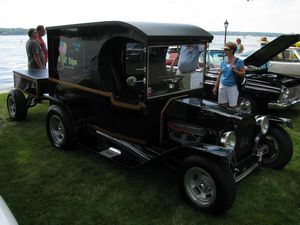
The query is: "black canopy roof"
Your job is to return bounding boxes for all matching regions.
[47,21,213,44]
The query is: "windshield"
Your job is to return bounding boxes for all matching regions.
[199,50,224,68]
[286,48,300,61]
[147,44,206,99]
[272,48,300,62]
[294,49,300,60]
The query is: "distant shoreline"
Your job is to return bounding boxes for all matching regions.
[0,28,27,35]
[210,31,285,37]
[0,28,285,37]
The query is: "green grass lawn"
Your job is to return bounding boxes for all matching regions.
[0,92,300,225]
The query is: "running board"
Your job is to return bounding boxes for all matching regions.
[235,162,259,183]
[95,130,152,161]
[99,147,122,158]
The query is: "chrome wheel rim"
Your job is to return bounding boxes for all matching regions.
[49,115,65,145]
[262,135,280,164]
[239,97,252,113]
[184,167,216,207]
[8,96,16,118]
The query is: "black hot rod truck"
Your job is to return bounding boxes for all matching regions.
[7,21,293,214]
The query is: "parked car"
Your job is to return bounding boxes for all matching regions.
[199,48,224,69]
[204,34,300,114]
[268,47,300,77]
[7,21,294,214]
[165,46,179,65]
[294,41,300,47]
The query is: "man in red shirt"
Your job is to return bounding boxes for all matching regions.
[36,25,48,67]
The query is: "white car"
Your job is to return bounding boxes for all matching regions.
[0,196,18,225]
[268,47,300,77]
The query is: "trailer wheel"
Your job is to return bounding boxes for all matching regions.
[261,125,293,170]
[7,89,28,121]
[46,105,77,150]
[178,156,236,214]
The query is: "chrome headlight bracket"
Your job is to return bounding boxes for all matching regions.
[279,87,289,101]
[220,131,236,150]
[255,116,269,135]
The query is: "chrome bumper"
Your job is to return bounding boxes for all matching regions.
[268,98,300,109]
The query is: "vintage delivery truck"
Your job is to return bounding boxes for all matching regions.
[7,21,293,214]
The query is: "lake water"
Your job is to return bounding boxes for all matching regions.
[0,34,275,93]
[0,35,28,93]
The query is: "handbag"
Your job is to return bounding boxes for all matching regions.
[234,58,246,91]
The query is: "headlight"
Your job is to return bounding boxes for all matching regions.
[255,116,269,135]
[220,131,236,150]
[279,87,289,100]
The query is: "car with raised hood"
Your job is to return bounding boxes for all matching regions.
[7,21,294,214]
[204,34,300,114]
[268,47,300,77]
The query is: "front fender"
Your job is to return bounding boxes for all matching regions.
[258,115,293,128]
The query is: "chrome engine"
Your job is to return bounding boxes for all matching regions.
[167,121,210,145]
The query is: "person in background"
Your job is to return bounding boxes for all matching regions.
[169,44,204,89]
[36,25,48,67]
[213,42,245,109]
[259,37,269,71]
[26,28,45,69]
[259,36,269,47]
[236,38,244,54]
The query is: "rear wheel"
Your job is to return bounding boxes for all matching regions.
[7,89,28,121]
[261,126,293,170]
[46,105,77,150]
[178,156,236,214]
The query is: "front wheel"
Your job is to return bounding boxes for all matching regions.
[178,156,236,214]
[46,105,77,150]
[261,126,293,170]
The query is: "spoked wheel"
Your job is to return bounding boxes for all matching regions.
[178,156,236,214]
[46,105,77,150]
[261,125,293,170]
[7,89,28,121]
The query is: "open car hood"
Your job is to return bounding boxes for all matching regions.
[244,34,300,67]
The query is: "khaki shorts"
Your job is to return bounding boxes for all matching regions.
[218,83,239,107]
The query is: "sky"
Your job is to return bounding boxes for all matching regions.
[1,0,299,33]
